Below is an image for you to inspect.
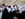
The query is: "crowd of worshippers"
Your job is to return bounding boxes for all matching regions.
[1,4,25,19]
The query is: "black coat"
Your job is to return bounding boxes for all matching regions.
[19,11,25,19]
[1,8,9,19]
[1,8,14,19]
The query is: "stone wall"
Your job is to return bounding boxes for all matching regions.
[0,0,25,6]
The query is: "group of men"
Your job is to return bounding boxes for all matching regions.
[0,4,25,19]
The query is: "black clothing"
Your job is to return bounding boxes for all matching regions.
[2,8,8,19]
[1,8,22,19]
[19,11,25,19]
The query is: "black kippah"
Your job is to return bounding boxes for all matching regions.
[8,6,11,8]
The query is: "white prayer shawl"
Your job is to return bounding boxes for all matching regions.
[18,5,25,13]
[18,5,22,13]
[21,5,25,12]
[11,6,17,12]
[0,7,5,12]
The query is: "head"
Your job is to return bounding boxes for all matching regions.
[13,5,15,7]
[22,11,25,14]
[8,6,11,8]
[13,5,17,7]
[1,4,5,7]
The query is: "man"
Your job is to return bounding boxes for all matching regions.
[10,5,17,14]
[6,6,11,13]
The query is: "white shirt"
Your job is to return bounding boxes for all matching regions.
[6,7,11,12]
